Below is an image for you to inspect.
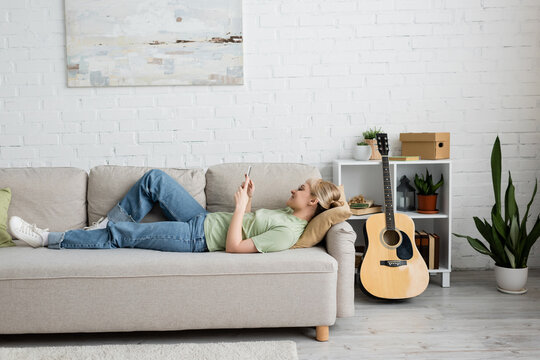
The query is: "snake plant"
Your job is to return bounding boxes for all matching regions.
[454,136,540,269]
[414,169,444,195]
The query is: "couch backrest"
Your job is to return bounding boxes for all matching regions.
[205,163,322,213]
[0,167,88,233]
[0,164,320,231]
[87,166,206,224]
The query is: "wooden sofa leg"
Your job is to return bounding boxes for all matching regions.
[316,326,329,342]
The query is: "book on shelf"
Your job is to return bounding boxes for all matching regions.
[417,231,430,266]
[414,231,440,270]
[428,233,440,270]
[389,155,420,161]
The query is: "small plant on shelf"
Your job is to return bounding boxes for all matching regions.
[353,141,371,160]
[361,127,383,160]
[362,127,383,140]
[414,169,443,213]
[414,169,444,195]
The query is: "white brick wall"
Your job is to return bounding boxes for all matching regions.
[0,0,539,269]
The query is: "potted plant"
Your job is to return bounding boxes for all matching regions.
[353,141,372,161]
[454,136,539,294]
[362,127,383,160]
[413,169,443,213]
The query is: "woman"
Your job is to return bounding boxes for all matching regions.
[9,169,343,253]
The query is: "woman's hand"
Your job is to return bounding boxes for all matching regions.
[242,175,255,198]
[227,175,258,253]
[234,181,250,211]
[240,175,254,213]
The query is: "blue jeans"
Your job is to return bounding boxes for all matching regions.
[48,169,208,252]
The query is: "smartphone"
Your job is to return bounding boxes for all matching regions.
[246,165,252,177]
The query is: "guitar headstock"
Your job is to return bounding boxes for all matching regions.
[376,133,389,156]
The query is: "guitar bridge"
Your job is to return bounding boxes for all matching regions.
[380,260,407,267]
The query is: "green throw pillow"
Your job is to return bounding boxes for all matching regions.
[0,188,15,247]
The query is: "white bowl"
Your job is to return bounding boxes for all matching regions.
[353,145,372,161]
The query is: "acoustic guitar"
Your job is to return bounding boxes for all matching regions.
[359,133,429,299]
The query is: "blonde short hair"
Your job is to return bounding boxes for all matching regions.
[305,178,344,216]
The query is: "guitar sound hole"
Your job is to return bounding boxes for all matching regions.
[383,229,400,247]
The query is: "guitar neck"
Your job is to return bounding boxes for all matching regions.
[381,156,395,229]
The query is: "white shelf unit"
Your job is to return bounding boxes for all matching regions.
[333,159,452,287]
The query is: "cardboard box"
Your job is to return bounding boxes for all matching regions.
[399,132,450,160]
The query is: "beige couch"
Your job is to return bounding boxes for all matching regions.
[0,163,356,341]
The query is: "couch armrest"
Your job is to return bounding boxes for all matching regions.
[325,221,356,318]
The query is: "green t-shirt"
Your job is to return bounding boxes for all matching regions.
[204,207,307,253]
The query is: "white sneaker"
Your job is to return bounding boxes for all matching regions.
[9,216,49,248]
[83,217,108,231]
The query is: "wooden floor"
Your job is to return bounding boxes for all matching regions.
[1,270,539,359]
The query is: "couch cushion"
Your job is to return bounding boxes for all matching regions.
[87,166,206,224]
[0,246,335,280]
[205,163,322,212]
[0,167,88,233]
[0,246,337,333]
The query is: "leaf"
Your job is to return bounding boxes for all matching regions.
[414,173,432,195]
[453,233,493,256]
[519,216,540,268]
[509,214,523,265]
[474,217,492,241]
[432,174,444,194]
[509,215,519,250]
[504,172,519,227]
[520,179,538,236]
[491,136,502,215]
[427,173,433,189]
[490,223,509,267]
[508,171,519,225]
[414,174,423,194]
[491,205,508,241]
[504,246,516,268]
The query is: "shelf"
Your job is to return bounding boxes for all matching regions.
[356,266,449,273]
[335,159,451,166]
[349,211,448,221]
[335,159,380,166]
[398,211,449,219]
[333,158,452,288]
[428,267,450,274]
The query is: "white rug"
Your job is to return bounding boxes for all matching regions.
[0,341,298,360]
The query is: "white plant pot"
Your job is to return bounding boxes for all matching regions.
[494,265,528,294]
[353,146,372,161]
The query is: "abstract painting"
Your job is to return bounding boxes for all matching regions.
[65,0,243,87]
